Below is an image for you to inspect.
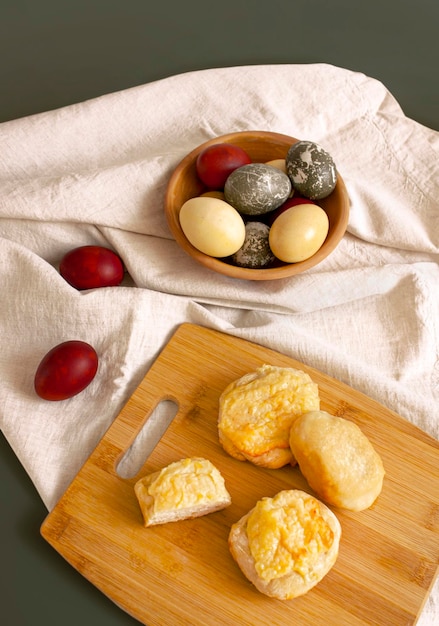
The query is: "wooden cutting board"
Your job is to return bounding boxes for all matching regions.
[41,323,439,626]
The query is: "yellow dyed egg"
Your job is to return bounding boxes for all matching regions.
[200,190,226,201]
[265,158,287,173]
[179,196,246,257]
[269,203,329,263]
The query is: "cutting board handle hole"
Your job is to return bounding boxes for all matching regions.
[115,399,179,479]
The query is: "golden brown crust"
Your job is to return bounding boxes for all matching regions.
[218,365,320,469]
[218,428,294,468]
[289,411,385,511]
[134,457,231,526]
[229,490,341,599]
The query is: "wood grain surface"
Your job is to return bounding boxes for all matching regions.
[41,323,439,625]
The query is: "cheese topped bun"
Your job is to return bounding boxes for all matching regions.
[218,365,320,468]
[229,489,341,599]
[289,410,385,511]
[134,457,231,526]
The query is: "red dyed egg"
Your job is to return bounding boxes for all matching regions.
[59,246,124,290]
[196,143,251,189]
[34,340,99,401]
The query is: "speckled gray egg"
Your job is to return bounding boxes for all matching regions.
[286,141,337,200]
[224,163,291,216]
[232,222,275,268]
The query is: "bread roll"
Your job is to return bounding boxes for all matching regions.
[218,365,320,469]
[134,457,231,526]
[229,489,341,599]
[289,410,385,511]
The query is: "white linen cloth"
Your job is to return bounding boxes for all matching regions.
[0,63,438,623]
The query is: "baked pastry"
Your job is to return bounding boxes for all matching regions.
[289,410,385,511]
[218,365,320,468]
[134,457,231,526]
[229,489,341,599]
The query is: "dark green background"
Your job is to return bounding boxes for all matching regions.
[1,2,438,625]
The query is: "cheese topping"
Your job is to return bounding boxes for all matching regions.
[219,365,320,456]
[246,492,334,582]
[146,457,228,513]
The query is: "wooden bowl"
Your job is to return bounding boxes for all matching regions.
[164,131,350,280]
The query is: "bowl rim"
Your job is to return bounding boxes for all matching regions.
[164,130,350,281]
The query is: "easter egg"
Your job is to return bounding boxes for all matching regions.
[34,340,99,401]
[232,222,275,268]
[196,143,252,189]
[224,163,291,216]
[200,190,226,201]
[179,196,246,257]
[269,203,329,263]
[265,158,287,173]
[59,245,124,290]
[286,141,337,200]
[266,196,317,226]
